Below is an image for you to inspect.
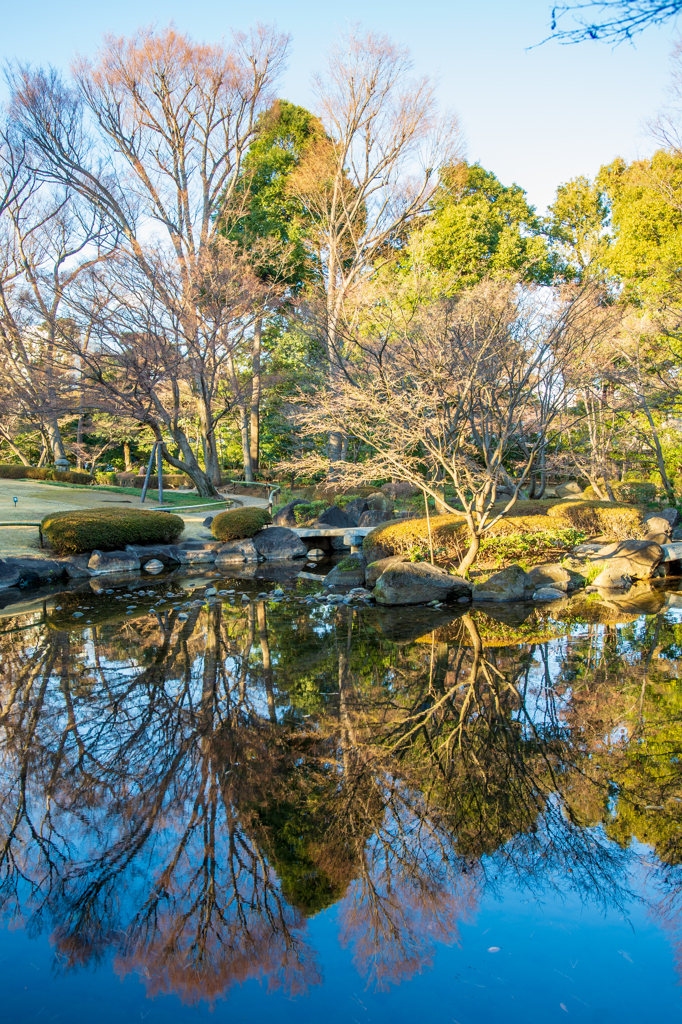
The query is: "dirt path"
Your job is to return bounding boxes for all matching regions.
[0,480,270,557]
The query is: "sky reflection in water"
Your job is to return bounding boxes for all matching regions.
[0,570,681,1022]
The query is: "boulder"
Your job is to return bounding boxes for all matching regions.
[555,481,584,498]
[88,550,141,575]
[533,586,566,601]
[644,516,673,540]
[343,497,369,526]
[331,535,351,550]
[324,553,367,587]
[528,562,583,593]
[381,481,419,499]
[374,561,472,606]
[215,538,258,565]
[252,526,308,561]
[311,506,352,529]
[58,554,93,579]
[273,499,307,527]
[358,509,395,527]
[2,557,67,584]
[473,564,536,603]
[367,492,394,512]
[202,516,214,528]
[0,560,21,591]
[143,559,164,574]
[649,507,681,529]
[366,554,410,588]
[589,539,664,589]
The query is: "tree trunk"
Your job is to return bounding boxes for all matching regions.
[44,414,67,465]
[456,532,480,578]
[76,414,84,469]
[123,441,134,472]
[238,405,254,483]
[249,317,262,475]
[156,425,219,497]
[641,397,676,503]
[37,436,48,468]
[0,430,31,465]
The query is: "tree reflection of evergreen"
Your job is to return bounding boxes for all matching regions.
[0,593,682,1004]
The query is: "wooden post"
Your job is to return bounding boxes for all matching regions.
[157,443,163,506]
[140,444,156,504]
[423,490,434,565]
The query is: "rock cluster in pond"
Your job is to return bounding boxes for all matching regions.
[324,553,367,587]
[589,539,664,589]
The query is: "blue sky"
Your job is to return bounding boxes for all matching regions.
[2,0,680,212]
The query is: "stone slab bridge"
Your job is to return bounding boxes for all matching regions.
[286,526,373,554]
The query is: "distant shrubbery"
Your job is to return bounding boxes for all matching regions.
[41,508,185,554]
[114,472,191,488]
[211,507,272,541]
[583,479,657,503]
[0,464,93,484]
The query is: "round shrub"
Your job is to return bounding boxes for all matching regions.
[211,507,271,541]
[41,508,185,555]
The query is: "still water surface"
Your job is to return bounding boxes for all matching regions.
[1,568,682,1022]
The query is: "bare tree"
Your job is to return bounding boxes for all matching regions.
[67,239,278,494]
[0,130,118,464]
[288,278,609,575]
[289,27,462,460]
[546,1,682,44]
[9,24,289,490]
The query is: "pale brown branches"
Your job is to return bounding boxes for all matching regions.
[288,26,462,410]
[287,278,612,573]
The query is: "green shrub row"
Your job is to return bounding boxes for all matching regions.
[0,464,93,484]
[114,472,192,488]
[41,508,185,554]
[211,507,272,541]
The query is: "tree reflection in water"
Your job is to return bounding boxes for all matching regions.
[0,585,682,1005]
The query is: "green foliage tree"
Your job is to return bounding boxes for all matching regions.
[414,161,555,287]
[222,100,322,477]
[546,174,611,282]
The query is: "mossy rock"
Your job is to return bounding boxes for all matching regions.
[211,506,272,541]
[41,508,184,555]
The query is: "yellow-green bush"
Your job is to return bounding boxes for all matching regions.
[583,479,657,503]
[363,499,647,570]
[41,508,184,554]
[547,500,647,539]
[211,507,272,541]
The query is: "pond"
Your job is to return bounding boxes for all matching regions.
[0,566,681,1022]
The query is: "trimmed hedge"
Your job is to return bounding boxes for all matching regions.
[211,507,272,541]
[41,508,185,554]
[0,464,93,484]
[546,500,647,539]
[114,472,192,488]
[363,499,648,569]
